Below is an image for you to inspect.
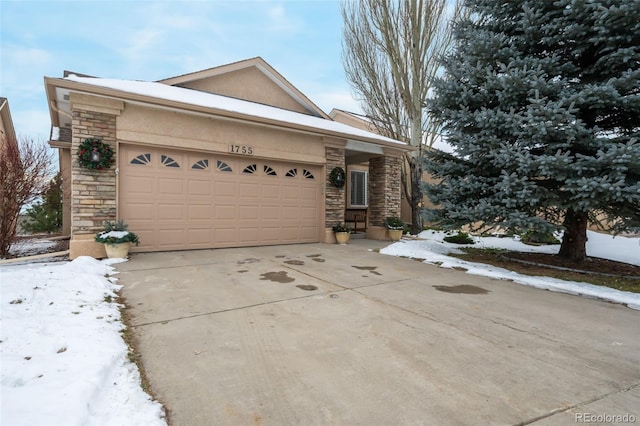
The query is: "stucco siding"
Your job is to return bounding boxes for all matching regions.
[177,67,310,115]
[116,104,327,165]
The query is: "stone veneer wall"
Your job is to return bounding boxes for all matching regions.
[70,109,117,234]
[368,155,402,226]
[325,146,345,226]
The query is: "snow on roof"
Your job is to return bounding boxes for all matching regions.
[64,75,407,147]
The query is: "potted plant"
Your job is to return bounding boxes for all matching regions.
[95,220,140,259]
[384,217,405,241]
[332,223,352,245]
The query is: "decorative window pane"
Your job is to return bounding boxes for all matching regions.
[350,170,368,207]
[303,169,314,179]
[161,155,180,168]
[243,164,257,174]
[285,168,297,177]
[131,153,151,165]
[192,159,209,170]
[264,165,277,176]
[216,160,232,172]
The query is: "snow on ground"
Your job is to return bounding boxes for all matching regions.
[8,238,59,258]
[0,256,166,426]
[381,230,640,311]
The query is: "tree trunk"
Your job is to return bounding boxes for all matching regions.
[409,156,423,235]
[558,209,588,262]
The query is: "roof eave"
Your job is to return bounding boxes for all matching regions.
[46,78,412,152]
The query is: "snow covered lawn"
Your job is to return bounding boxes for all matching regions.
[381,230,640,310]
[1,256,166,426]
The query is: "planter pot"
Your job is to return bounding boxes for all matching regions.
[104,242,131,259]
[335,232,350,245]
[387,229,403,242]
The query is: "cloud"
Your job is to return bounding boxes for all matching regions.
[266,4,303,34]
[4,46,52,65]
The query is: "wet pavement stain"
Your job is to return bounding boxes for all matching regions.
[433,285,489,294]
[275,255,286,258]
[260,271,295,283]
[296,285,318,291]
[311,258,326,263]
[284,260,305,265]
[352,266,382,276]
[306,254,322,258]
[238,258,260,265]
[237,269,249,273]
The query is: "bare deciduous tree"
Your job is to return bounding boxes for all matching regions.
[341,0,461,234]
[0,136,52,257]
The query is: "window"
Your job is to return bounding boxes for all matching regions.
[216,160,232,172]
[192,159,209,170]
[161,155,180,168]
[350,170,368,207]
[131,153,151,165]
[263,165,277,176]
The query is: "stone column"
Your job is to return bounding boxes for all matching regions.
[69,94,123,258]
[367,154,402,240]
[325,146,346,227]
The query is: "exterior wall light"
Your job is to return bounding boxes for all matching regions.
[90,147,101,163]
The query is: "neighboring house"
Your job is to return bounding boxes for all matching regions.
[45,57,411,259]
[0,97,17,149]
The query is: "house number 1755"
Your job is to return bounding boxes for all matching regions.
[229,145,254,155]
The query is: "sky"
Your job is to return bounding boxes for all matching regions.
[0,0,360,141]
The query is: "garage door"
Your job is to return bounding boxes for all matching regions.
[119,145,323,252]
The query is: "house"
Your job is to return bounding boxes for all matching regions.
[329,108,439,227]
[0,97,17,149]
[45,57,412,259]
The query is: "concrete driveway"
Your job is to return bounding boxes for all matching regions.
[116,240,640,426]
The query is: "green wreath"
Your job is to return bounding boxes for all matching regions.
[78,138,115,170]
[330,166,346,188]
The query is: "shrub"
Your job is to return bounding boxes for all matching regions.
[443,231,475,245]
[384,216,406,230]
[520,230,560,245]
[95,220,140,245]
[332,223,352,233]
[23,172,63,234]
[0,136,52,257]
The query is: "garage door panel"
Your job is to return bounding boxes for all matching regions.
[188,180,211,196]
[215,205,237,220]
[238,182,259,197]
[125,176,155,195]
[187,229,213,245]
[262,184,280,198]
[215,181,236,196]
[188,204,212,220]
[238,227,260,242]
[214,228,237,244]
[158,178,184,195]
[120,145,321,251]
[125,203,155,220]
[158,203,185,220]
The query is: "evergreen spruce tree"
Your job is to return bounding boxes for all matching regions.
[425,0,640,261]
[23,172,63,234]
